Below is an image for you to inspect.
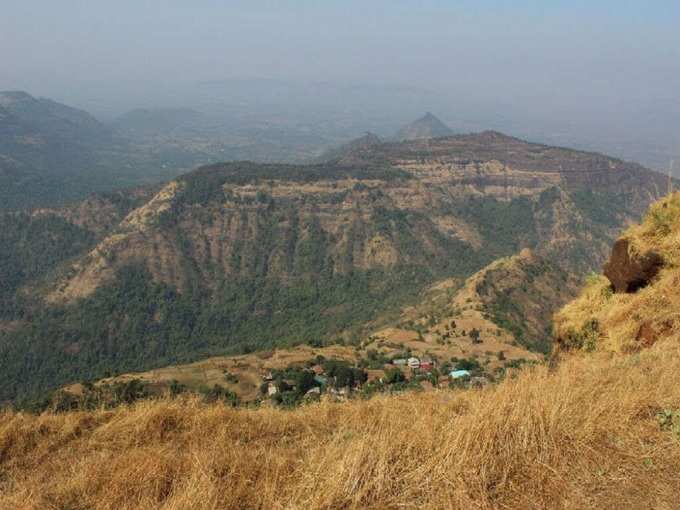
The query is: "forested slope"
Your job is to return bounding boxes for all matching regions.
[0,133,669,404]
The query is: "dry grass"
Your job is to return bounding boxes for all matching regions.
[3,339,680,509]
[91,345,359,402]
[555,192,680,353]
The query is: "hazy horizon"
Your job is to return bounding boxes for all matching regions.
[2,1,679,169]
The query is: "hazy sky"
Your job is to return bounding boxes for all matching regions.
[2,1,680,168]
[3,1,678,100]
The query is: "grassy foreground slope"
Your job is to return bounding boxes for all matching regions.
[2,341,680,509]
[555,191,680,353]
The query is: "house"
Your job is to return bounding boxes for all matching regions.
[305,387,321,397]
[407,357,420,369]
[449,370,471,379]
[267,382,278,396]
[392,358,408,366]
[330,386,350,396]
[419,359,434,371]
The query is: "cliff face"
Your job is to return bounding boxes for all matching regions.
[49,133,667,304]
[0,132,670,402]
[338,130,665,191]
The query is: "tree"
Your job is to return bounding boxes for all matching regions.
[455,358,481,372]
[294,370,316,396]
[384,368,406,385]
[334,366,354,388]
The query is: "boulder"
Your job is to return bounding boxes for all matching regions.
[603,238,663,293]
[635,322,658,348]
[635,320,674,349]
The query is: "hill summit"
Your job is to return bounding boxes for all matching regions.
[396,112,453,140]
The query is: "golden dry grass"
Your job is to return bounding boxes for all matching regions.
[554,191,680,353]
[3,338,680,509]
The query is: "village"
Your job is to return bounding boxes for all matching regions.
[54,307,539,411]
[259,352,493,407]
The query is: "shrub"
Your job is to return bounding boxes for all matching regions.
[384,368,406,385]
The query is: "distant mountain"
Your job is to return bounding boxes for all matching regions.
[0,91,109,142]
[0,92,222,211]
[0,91,357,212]
[111,108,213,137]
[320,132,382,162]
[0,131,669,404]
[0,91,119,210]
[0,91,109,170]
[396,112,453,140]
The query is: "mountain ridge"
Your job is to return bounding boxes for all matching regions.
[0,130,670,403]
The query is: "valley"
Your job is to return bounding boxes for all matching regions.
[59,264,543,408]
[0,125,669,406]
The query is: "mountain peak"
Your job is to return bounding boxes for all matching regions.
[0,90,36,106]
[396,112,453,141]
[352,131,382,146]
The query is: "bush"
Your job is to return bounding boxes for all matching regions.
[200,384,239,406]
[455,358,482,372]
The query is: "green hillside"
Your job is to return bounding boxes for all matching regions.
[0,133,669,405]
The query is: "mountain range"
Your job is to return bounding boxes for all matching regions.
[0,126,669,405]
[0,91,346,211]
[0,91,113,209]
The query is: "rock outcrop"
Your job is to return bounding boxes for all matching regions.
[603,238,663,293]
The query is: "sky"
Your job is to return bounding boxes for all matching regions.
[1,1,679,166]
[2,1,678,99]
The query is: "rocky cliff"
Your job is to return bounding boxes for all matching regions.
[0,131,670,402]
